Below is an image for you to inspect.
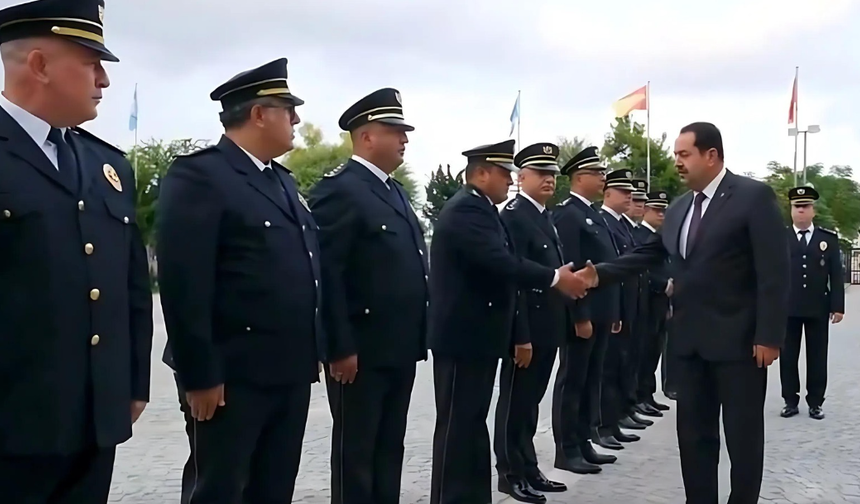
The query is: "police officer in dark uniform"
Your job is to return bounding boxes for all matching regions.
[0,1,153,502]
[308,88,428,504]
[551,146,619,474]
[596,170,653,448]
[632,191,672,413]
[428,140,590,504]
[157,58,322,504]
[779,186,845,420]
[493,143,568,503]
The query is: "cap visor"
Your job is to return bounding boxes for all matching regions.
[377,117,415,132]
[493,162,518,172]
[269,94,304,106]
[71,38,119,62]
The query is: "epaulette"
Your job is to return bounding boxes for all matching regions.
[176,145,216,158]
[467,187,480,197]
[71,127,125,156]
[504,198,519,211]
[557,198,571,207]
[819,227,838,236]
[324,163,346,178]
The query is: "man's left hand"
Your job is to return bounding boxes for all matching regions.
[514,343,533,368]
[131,400,147,424]
[831,312,844,324]
[752,345,780,368]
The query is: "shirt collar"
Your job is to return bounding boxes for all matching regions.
[352,154,390,185]
[641,221,657,233]
[601,204,622,221]
[696,165,727,201]
[793,223,814,235]
[569,191,593,207]
[520,191,546,213]
[0,92,57,147]
[238,145,271,172]
[622,213,638,227]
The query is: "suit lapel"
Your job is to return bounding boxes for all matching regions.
[68,130,104,197]
[663,191,692,259]
[0,107,74,194]
[688,171,736,257]
[218,136,296,223]
[518,195,563,262]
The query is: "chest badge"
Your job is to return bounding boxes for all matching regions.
[586,218,594,225]
[297,193,310,212]
[819,241,827,251]
[103,164,122,192]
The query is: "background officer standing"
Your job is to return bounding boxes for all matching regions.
[428,140,590,504]
[309,88,428,504]
[0,1,153,502]
[494,142,568,503]
[157,58,322,504]
[779,186,844,420]
[550,146,618,474]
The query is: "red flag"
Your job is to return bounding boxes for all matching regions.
[788,74,797,125]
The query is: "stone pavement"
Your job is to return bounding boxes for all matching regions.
[112,289,860,503]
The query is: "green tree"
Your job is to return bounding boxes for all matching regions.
[601,116,682,199]
[548,136,587,207]
[282,123,420,204]
[422,164,463,226]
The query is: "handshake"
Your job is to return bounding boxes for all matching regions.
[555,261,599,299]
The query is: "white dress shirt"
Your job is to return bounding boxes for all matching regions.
[793,223,815,245]
[641,221,658,234]
[622,213,638,228]
[238,146,271,172]
[570,191,593,207]
[679,166,727,258]
[520,191,546,213]
[601,204,622,221]
[352,154,390,188]
[0,92,63,169]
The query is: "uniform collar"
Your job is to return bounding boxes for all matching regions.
[641,221,658,233]
[238,145,271,171]
[520,191,546,213]
[352,154,390,185]
[601,204,622,221]
[622,213,638,227]
[0,92,62,147]
[569,190,593,207]
[793,223,815,235]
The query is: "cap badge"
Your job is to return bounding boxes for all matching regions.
[542,145,553,155]
[798,188,805,195]
[98,5,105,23]
[394,91,402,105]
[625,172,632,178]
[660,192,667,199]
[103,164,121,192]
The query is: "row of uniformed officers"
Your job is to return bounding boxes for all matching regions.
[0,1,846,503]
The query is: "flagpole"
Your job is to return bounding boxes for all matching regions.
[646,81,651,186]
[792,67,799,186]
[132,83,139,187]
[516,89,521,194]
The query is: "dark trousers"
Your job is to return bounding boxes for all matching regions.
[599,327,635,428]
[327,364,416,504]
[661,316,678,395]
[430,355,498,504]
[638,296,669,402]
[176,379,312,504]
[494,348,556,482]
[0,447,116,504]
[780,316,830,408]
[676,355,767,504]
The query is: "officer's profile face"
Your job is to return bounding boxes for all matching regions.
[518,168,555,202]
[480,164,513,204]
[604,188,632,213]
[33,38,109,126]
[256,99,300,155]
[645,207,665,228]
[359,123,409,171]
[574,170,605,198]
[791,203,815,224]
[674,132,718,191]
[628,200,645,218]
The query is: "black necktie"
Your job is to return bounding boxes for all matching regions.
[686,192,707,256]
[47,128,79,191]
[798,229,809,245]
[262,167,288,205]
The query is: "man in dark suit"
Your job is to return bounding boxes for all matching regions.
[157,59,322,504]
[428,140,591,504]
[0,1,153,502]
[494,142,568,503]
[308,88,429,504]
[632,191,673,412]
[578,122,790,504]
[779,186,844,420]
[550,146,620,474]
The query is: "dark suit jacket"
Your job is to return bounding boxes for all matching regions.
[308,159,429,367]
[428,185,555,360]
[157,136,323,390]
[601,209,640,328]
[595,171,790,361]
[500,194,566,350]
[0,109,152,455]
[788,226,844,318]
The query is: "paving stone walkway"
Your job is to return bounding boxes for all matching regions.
[111,289,860,503]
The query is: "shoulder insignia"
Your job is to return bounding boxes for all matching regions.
[468,188,480,197]
[557,198,570,207]
[176,145,216,158]
[818,227,837,236]
[71,127,125,156]
[324,164,346,178]
[504,199,519,211]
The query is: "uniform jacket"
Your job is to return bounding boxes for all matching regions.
[595,171,790,361]
[0,107,152,455]
[500,194,566,350]
[552,194,621,325]
[787,226,844,318]
[308,158,429,367]
[428,185,555,360]
[633,225,671,296]
[601,209,640,328]
[157,135,322,390]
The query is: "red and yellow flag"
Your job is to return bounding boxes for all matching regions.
[612,85,647,118]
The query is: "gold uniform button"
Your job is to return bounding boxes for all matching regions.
[84,243,94,255]
[90,335,100,346]
[2,210,10,218]
[89,289,100,301]
[78,201,85,211]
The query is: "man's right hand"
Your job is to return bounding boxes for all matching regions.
[330,354,359,384]
[186,384,225,422]
[555,262,595,299]
[574,320,593,339]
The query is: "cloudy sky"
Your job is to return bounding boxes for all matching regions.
[6,0,858,186]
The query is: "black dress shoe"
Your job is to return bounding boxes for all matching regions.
[664,391,678,401]
[611,426,640,443]
[618,416,646,430]
[809,406,825,420]
[498,478,546,503]
[580,442,617,464]
[780,405,799,418]
[629,412,654,426]
[554,451,602,474]
[526,472,567,493]
[646,397,670,411]
[635,402,664,417]
[592,431,624,450]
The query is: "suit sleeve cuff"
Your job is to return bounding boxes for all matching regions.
[550,270,559,287]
